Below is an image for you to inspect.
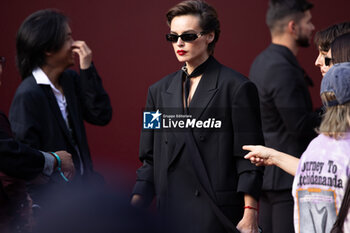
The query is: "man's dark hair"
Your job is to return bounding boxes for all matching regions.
[314,22,350,52]
[16,9,68,79]
[166,0,220,55]
[266,0,313,34]
[331,32,350,64]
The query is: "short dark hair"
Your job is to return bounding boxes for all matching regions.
[266,0,313,34]
[16,9,68,79]
[331,32,350,64]
[314,22,350,52]
[166,0,220,55]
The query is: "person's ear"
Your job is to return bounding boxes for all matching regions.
[206,31,215,44]
[287,20,298,36]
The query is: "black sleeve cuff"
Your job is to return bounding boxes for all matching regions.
[79,63,97,79]
[132,180,155,207]
[237,170,263,201]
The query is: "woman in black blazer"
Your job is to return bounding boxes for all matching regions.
[131,1,264,233]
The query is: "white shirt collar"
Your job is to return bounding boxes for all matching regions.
[32,67,51,85]
[32,67,61,94]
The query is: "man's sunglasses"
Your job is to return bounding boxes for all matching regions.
[166,32,204,42]
[325,57,333,66]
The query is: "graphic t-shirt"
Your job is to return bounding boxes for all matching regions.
[292,134,350,233]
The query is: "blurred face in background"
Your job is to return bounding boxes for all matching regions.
[295,10,315,47]
[315,48,331,77]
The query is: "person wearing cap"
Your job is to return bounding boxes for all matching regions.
[244,62,350,232]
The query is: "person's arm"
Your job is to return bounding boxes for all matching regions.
[243,145,299,176]
[237,194,259,233]
[0,137,44,180]
[0,134,75,181]
[231,81,264,232]
[72,41,112,126]
[41,151,75,179]
[131,88,156,207]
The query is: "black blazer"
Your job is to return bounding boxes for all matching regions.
[0,111,45,229]
[9,65,112,203]
[133,57,264,233]
[249,44,321,191]
[0,111,44,180]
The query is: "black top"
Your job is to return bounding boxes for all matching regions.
[249,43,321,191]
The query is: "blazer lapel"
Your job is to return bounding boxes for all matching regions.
[61,76,83,147]
[188,58,219,120]
[161,70,184,114]
[40,85,74,147]
[160,71,186,167]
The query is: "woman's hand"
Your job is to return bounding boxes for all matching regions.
[236,208,259,233]
[243,145,299,176]
[243,145,277,166]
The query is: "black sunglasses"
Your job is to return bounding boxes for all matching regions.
[0,56,5,67]
[325,57,333,66]
[166,32,204,42]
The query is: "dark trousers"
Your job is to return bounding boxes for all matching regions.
[259,190,294,233]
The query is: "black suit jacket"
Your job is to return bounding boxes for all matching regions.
[133,57,264,233]
[0,111,44,180]
[9,65,112,203]
[0,111,45,229]
[249,44,321,191]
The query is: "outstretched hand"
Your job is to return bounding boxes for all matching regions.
[243,145,276,167]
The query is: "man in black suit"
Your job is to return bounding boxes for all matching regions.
[9,9,112,206]
[249,0,321,232]
[0,56,74,232]
[131,1,264,232]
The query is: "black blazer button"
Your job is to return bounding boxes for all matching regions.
[164,138,168,144]
[195,189,200,197]
[199,135,205,141]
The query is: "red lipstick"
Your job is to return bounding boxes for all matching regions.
[177,50,187,56]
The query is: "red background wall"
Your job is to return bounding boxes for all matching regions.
[0,0,349,191]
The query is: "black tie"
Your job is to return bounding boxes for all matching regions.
[182,56,212,110]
